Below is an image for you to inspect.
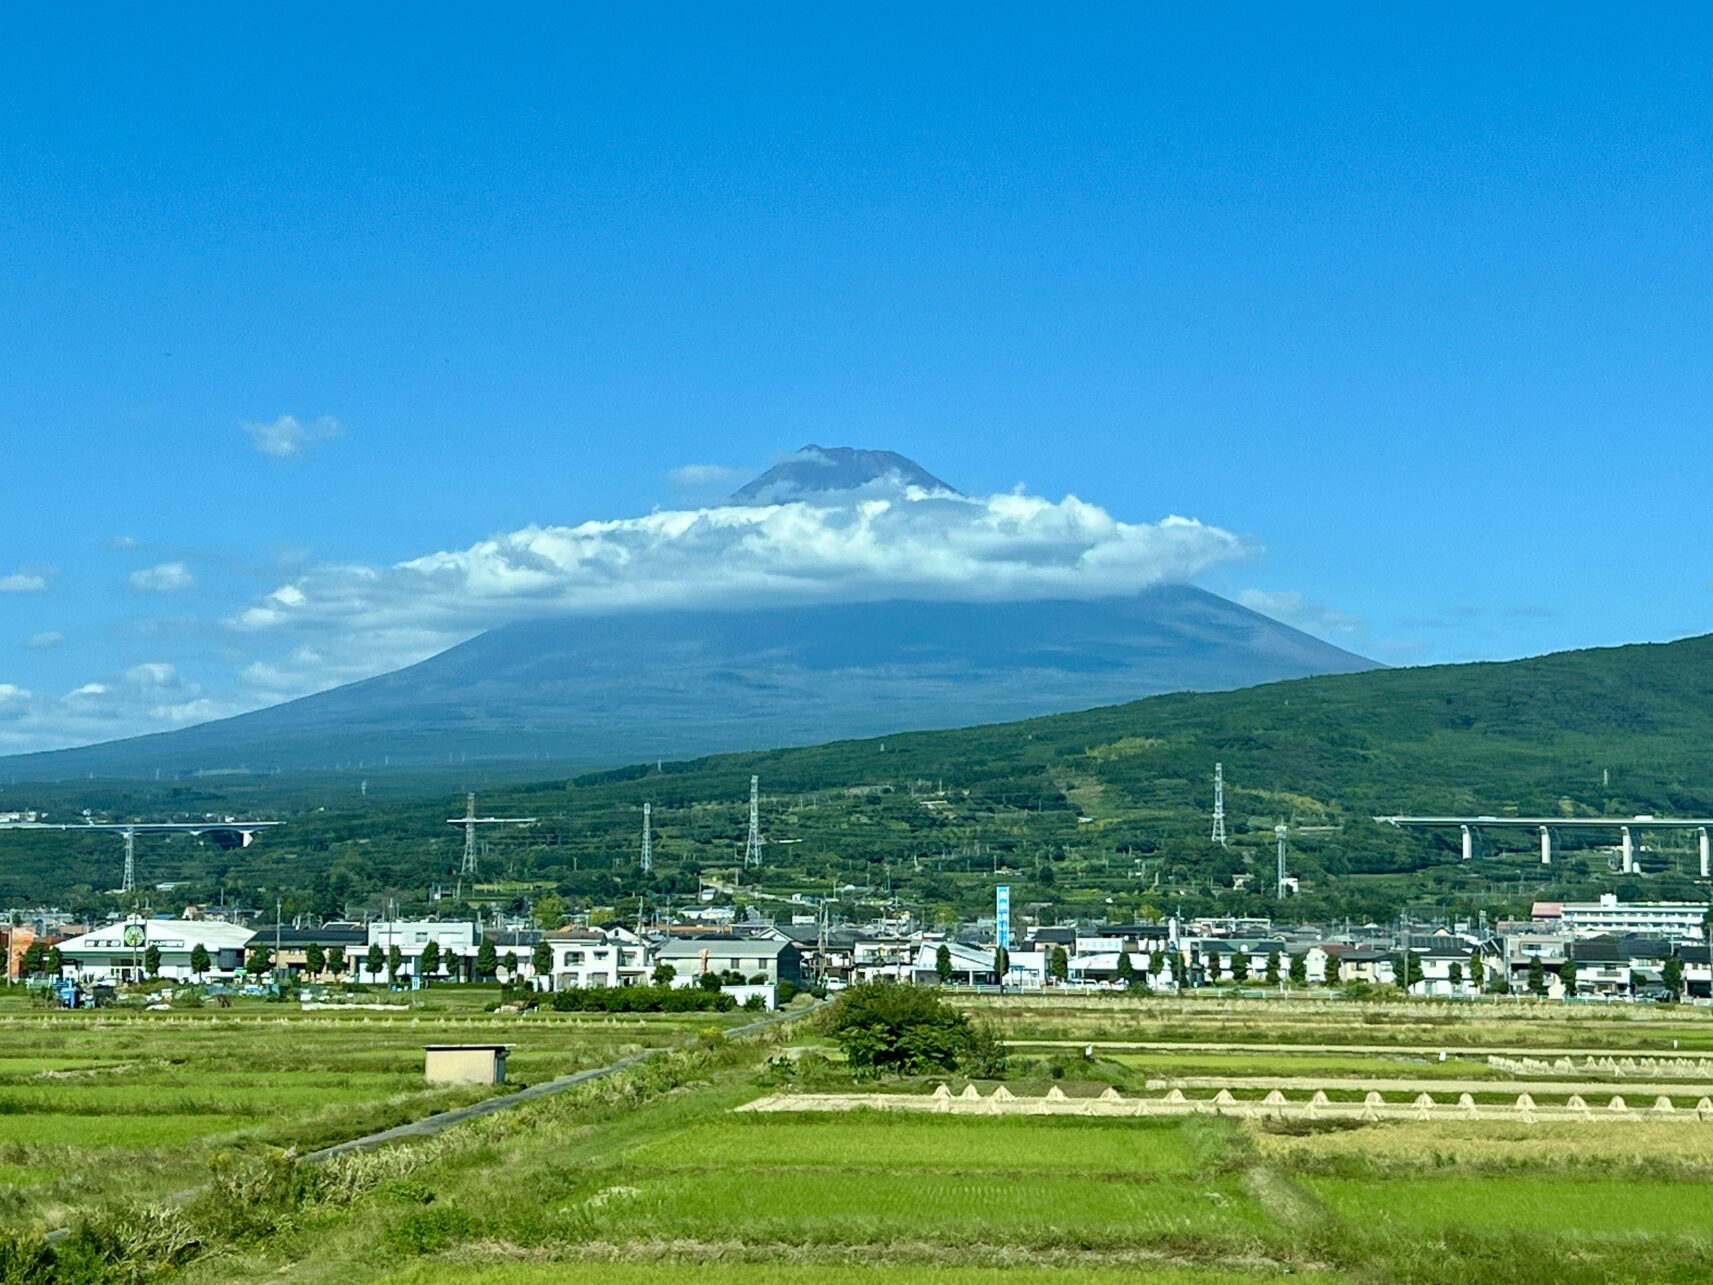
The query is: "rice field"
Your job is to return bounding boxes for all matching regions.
[0,997,734,1231]
[15,990,1713,1284]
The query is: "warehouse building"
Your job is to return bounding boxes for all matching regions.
[56,918,253,982]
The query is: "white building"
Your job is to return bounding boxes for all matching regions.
[542,925,652,990]
[364,921,480,981]
[57,918,254,983]
[1551,896,1708,943]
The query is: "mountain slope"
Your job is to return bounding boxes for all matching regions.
[4,631,1709,922]
[0,586,1375,780]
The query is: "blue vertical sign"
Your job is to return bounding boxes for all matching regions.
[995,884,1011,950]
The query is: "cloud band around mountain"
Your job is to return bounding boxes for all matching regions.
[234,490,1251,638]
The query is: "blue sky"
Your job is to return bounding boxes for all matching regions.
[1,4,1710,752]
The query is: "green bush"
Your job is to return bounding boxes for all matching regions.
[548,985,735,1014]
[383,1206,475,1255]
[0,1231,52,1285]
[820,982,1002,1078]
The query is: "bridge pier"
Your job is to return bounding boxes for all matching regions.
[1540,825,1552,866]
[1461,824,1473,862]
[1700,828,1709,880]
[1621,826,1636,874]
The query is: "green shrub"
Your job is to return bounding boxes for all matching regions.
[820,982,997,1078]
[547,985,735,1014]
[383,1205,475,1255]
[0,1231,52,1285]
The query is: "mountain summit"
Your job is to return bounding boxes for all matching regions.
[730,445,959,503]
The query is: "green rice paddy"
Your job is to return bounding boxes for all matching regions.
[10,991,1713,1284]
[0,996,735,1230]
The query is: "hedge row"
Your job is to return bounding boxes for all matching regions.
[548,985,737,1013]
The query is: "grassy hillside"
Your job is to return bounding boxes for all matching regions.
[6,634,1713,927]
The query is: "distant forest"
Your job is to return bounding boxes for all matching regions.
[5,633,1713,930]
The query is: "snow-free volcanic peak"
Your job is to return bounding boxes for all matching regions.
[730,445,960,504]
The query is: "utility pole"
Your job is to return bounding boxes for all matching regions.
[743,775,763,869]
[1275,824,1289,900]
[448,794,537,883]
[1211,763,1227,846]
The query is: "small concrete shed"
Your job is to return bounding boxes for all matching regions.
[424,1044,510,1085]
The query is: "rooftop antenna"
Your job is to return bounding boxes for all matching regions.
[449,793,537,883]
[1211,763,1228,846]
[743,775,763,869]
[640,803,653,875]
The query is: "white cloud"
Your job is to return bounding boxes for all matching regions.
[128,562,195,593]
[106,534,138,549]
[124,661,179,686]
[0,572,47,593]
[668,462,747,488]
[0,661,254,753]
[243,414,342,458]
[23,631,64,649]
[233,491,1251,645]
[1237,588,1367,639]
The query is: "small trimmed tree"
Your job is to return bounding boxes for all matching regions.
[1148,949,1165,979]
[1527,954,1546,997]
[1206,951,1222,981]
[476,940,498,980]
[1449,961,1464,987]
[1288,953,1307,986]
[143,943,162,978]
[1663,956,1685,1001]
[304,943,326,977]
[387,945,403,984]
[419,939,441,984]
[1469,949,1485,991]
[1116,951,1136,987]
[246,943,273,975]
[1265,950,1281,986]
[652,961,676,986]
[326,946,346,979]
[1231,952,1250,982]
[502,950,519,979]
[532,939,553,984]
[365,944,385,982]
[1558,955,1576,998]
[20,941,45,976]
[1049,945,1069,983]
[1169,951,1187,988]
[46,946,62,977]
[935,943,953,985]
[1324,952,1341,985]
[189,942,211,981]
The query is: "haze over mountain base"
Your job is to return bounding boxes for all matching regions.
[0,586,1374,781]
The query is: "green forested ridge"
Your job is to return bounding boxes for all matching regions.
[6,634,1713,926]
